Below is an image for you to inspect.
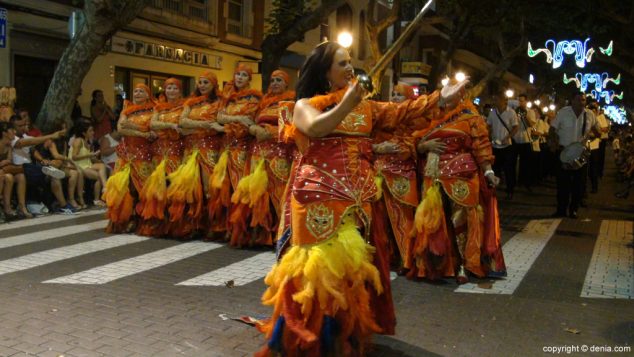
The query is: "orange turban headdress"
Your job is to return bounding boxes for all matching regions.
[270,70,290,85]
[200,71,219,88]
[164,77,182,90]
[394,83,415,100]
[234,64,253,79]
[134,83,153,99]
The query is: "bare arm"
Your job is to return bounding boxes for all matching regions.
[293,82,365,138]
[13,130,65,149]
[99,137,116,157]
[71,139,96,161]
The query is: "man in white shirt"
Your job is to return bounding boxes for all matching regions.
[595,107,610,177]
[550,92,599,218]
[514,94,538,192]
[486,94,519,199]
[10,115,75,214]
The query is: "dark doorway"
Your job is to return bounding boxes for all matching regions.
[13,55,57,119]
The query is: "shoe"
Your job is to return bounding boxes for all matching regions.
[93,200,106,208]
[42,166,66,179]
[551,211,566,218]
[56,204,79,215]
[569,211,578,219]
[456,265,469,284]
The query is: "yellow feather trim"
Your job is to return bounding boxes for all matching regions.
[104,164,131,208]
[167,150,201,203]
[248,159,268,206]
[211,150,229,189]
[262,217,382,316]
[374,175,384,200]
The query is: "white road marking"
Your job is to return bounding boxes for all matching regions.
[0,219,108,249]
[581,220,633,299]
[0,235,147,276]
[0,209,105,232]
[176,252,275,286]
[45,241,222,284]
[455,219,562,294]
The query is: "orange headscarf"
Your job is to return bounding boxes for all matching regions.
[199,71,218,88]
[271,70,290,85]
[394,83,415,100]
[234,64,253,79]
[164,77,182,90]
[134,83,153,100]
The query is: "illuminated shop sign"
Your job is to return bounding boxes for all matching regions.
[111,36,222,69]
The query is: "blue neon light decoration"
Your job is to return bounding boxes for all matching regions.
[603,105,627,124]
[589,90,624,104]
[562,73,621,92]
[528,39,613,69]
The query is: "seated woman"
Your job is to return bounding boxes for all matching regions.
[71,121,109,207]
[0,122,27,219]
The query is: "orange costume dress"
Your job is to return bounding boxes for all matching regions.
[408,103,507,280]
[166,94,224,236]
[104,101,155,233]
[229,89,295,247]
[257,88,436,357]
[212,83,262,246]
[372,131,421,270]
[136,99,184,237]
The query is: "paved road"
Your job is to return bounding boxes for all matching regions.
[0,160,631,357]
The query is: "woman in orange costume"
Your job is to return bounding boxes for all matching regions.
[229,69,295,247]
[256,42,437,357]
[104,84,156,233]
[372,83,436,273]
[166,71,225,238]
[137,78,184,237]
[408,78,506,284]
[213,64,262,246]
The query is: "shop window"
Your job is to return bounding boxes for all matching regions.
[227,0,252,38]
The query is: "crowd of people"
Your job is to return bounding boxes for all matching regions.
[0,39,628,355]
[0,95,120,220]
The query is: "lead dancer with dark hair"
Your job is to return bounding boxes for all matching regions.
[256,41,438,357]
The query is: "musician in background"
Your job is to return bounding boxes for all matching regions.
[486,94,519,199]
[550,92,599,219]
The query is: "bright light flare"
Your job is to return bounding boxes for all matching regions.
[505,89,514,98]
[337,31,353,48]
[455,72,466,82]
[549,103,556,111]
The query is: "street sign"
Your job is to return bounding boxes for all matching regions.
[0,8,7,48]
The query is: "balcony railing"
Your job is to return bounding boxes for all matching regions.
[150,0,209,22]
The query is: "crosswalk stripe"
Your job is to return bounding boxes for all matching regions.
[0,235,147,276]
[455,219,562,294]
[176,252,275,286]
[0,220,108,249]
[0,209,105,232]
[44,241,223,285]
[581,220,633,299]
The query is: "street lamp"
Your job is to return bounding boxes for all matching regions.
[455,71,466,82]
[542,106,549,113]
[505,89,514,98]
[535,99,541,106]
[549,103,556,111]
[337,31,353,48]
[441,76,450,87]
[527,102,533,108]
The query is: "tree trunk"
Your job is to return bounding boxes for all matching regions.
[37,0,148,132]
[261,0,345,91]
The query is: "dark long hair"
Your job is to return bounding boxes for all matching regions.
[90,89,102,107]
[295,41,344,100]
[74,120,93,139]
